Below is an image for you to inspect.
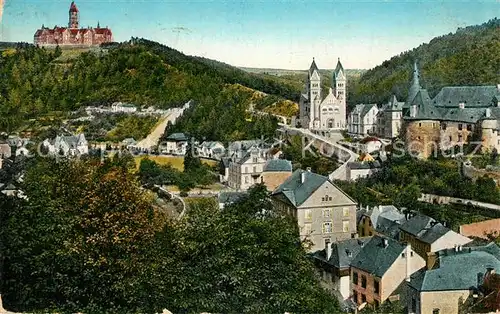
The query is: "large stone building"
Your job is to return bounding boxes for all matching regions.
[299,59,347,130]
[271,169,357,252]
[34,2,113,46]
[403,62,500,158]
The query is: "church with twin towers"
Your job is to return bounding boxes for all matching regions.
[299,58,347,130]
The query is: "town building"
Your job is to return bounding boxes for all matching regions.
[299,58,347,130]
[271,168,357,252]
[403,61,500,158]
[350,235,425,307]
[312,237,371,300]
[197,141,225,159]
[345,159,381,182]
[376,95,404,139]
[347,104,379,137]
[42,133,88,156]
[260,159,293,191]
[227,147,268,190]
[217,191,247,209]
[407,242,500,314]
[111,102,137,113]
[357,205,407,239]
[399,213,472,259]
[34,2,113,46]
[162,133,189,155]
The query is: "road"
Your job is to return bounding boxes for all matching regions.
[419,193,500,212]
[136,108,183,150]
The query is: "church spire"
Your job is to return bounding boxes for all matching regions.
[407,60,422,104]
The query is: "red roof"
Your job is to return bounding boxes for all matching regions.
[69,1,79,12]
[94,27,112,35]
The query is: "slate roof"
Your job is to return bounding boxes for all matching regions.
[406,89,442,120]
[309,59,319,75]
[406,61,422,107]
[351,104,377,119]
[218,191,247,205]
[347,161,381,170]
[221,157,231,168]
[227,140,263,152]
[263,159,292,172]
[409,243,500,292]
[441,107,487,123]
[312,237,371,269]
[333,58,345,81]
[271,169,355,207]
[399,214,466,245]
[433,86,500,108]
[360,205,406,239]
[351,235,407,277]
[165,133,189,142]
[388,95,405,111]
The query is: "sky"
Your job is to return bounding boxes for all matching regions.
[1,0,499,70]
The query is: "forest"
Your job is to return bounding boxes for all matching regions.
[348,18,500,105]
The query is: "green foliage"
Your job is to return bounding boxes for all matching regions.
[1,158,339,313]
[105,115,158,142]
[350,18,500,105]
[360,301,406,314]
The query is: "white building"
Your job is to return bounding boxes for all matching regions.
[347,104,379,137]
[111,102,137,113]
[299,58,347,130]
[376,95,404,139]
[0,143,12,170]
[162,133,189,155]
[42,134,88,157]
[197,141,225,159]
[227,147,268,190]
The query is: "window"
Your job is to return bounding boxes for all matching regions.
[323,195,329,202]
[353,272,358,285]
[411,251,414,257]
[361,294,366,303]
[432,309,440,314]
[419,123,421,127]
[304,209,312,221]
[343,220,350,232]
[467,124,472,131]
[303,223,311,235]
[449,136,452,142]
[343,207,350,217]
[323,209,331,218]
[245,176,249,183]
[458,134,463,143]
[402,253,406,258]
[329,196,332,201]
[374,280,380,294]
[252,157,258,163]
[361,275,367,288]
[245,167,248,173]
[322,222,332,233]
[353,290,358,303]
[458,124,463,130]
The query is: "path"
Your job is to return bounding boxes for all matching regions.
[136,108,182,150]
[419,193,500,212]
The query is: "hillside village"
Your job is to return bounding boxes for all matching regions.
[0,2,499,314]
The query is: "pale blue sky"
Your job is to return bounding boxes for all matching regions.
[1,0,499,69]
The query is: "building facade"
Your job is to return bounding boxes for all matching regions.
[347,104,379,137]
[227,147,268,190]
[403,61,500,158]
[34,2,113,46]
[376,95,404,139]
[271,169,357,252]
[299,59,347,130]
[42,133,88,156]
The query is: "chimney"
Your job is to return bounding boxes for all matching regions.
[406,245,411,282]
[382,238,389,248]
[301,171,306,184]
[486,108,491,118]
[497,84,500,91]
[459,102,465,109]
[410,105,417,118]
[306,167,312,172]
[426,252,440,270]
[454,245,458,252]
[326,242,333,260]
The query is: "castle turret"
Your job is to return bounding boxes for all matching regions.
[407,61,422,105]
[69,1,79,29]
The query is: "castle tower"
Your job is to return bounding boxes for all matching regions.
[407,61,422,105]
[332,58,346,107]
[69,1,79,29]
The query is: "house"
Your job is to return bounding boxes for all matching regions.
[260,159,293,191]
[111,102,137,113]
[122,138,137,148]
[226,140,266,159]
[0,144,12,170]
[227,147,268,190]
[376,95,404,139]
[407,242,500,314]
[271,168,358,252]
[198,141,225,159]
[347,104,379,137]
[312,237,371,300]
[357,205,407,239]
[346,160,381,181]
[1,183,18,197]
[399,214,472,259]
[218,191,247,209]
[42,133,88,156]
[299,58,347,130]
[350,235,425,307]
[162,133,189,155]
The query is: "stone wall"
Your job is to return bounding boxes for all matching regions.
[405,120,440,158]
[440,121,474,150]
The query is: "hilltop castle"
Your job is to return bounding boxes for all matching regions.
[34,1,113,46]
[299,58,347,130]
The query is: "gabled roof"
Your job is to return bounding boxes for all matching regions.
[432,86,500,108]
[387,95,404,111]
[441,107,486,123]
[409,243,500,292]
[218,191,247,205]
[263,159,292,172]
[272,169,355,207]
[312,237,371,269]
[165,133,189,142]
[351,235,407,277]
[406,89,442,120]
[333,58,345,82]
[399,214,469,245]
[309,58,319,76]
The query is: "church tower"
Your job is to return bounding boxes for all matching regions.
[69,1,79,29]
[307,58,322,127]
[332,58,346,107]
